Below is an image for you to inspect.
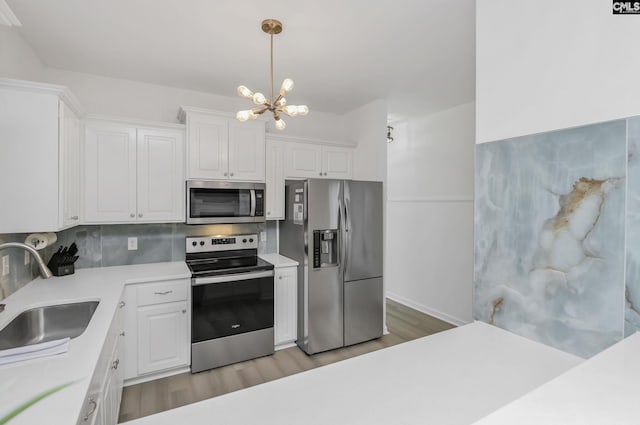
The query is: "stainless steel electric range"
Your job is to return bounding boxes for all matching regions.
[186,234,275,373]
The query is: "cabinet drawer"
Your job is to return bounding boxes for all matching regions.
[137,279,188,306]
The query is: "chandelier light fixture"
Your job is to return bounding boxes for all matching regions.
[236,19,309,130]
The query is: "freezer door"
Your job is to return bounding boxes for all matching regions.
[305,179,344,353]
[343,180,383,281]
[344,277,384,346]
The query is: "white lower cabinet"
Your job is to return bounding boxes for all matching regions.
[137,301,190,374]
[123,279,191,383]
[79,297,125,425]
[274,266,298,347]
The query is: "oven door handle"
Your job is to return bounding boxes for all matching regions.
[192,270,274,286]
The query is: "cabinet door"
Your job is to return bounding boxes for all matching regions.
[265,140,285,220]
[60,102,81,228]
[137,128,185,222]
[322,146,353,179]
[84,123,137,223]
[285,142,323,178]
[137,301,189,375]
[228,120,265,181]
[186,114,228,179]
[275,267,297,346]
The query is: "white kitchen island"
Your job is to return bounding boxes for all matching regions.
[125,321,582,425]
[473,331,640,425]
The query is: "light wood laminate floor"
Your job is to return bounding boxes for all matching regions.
[118,299,455,423]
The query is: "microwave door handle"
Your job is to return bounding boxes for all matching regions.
[250,189,256,217]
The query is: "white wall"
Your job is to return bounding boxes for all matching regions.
[386,102,475,325]
[345,99,388,182]
[0,26,44,80]
[476,0,640,143]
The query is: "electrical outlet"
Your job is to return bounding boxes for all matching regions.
[24,250,30,266]
[260,231,267,242]
[2,255,9,277]
[127,237,138,251]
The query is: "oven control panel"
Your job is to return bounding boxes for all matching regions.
[186,234,258,253]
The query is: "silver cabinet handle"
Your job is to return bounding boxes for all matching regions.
[230,172,234,177]
[267,211,271,216]
[112,359,120,370]
[138,213,143,218]
[83,397,97,421]
[324,172,327,176]
[319,172,323,176]
[119,301,126,308]
[130,213,135,218]
[120,331,125,336]
[182,309,187,314]
[224,172,228,176]
[278,275,282,280]
[154,290,173,295]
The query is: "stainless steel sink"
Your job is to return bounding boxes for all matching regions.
[0,301,99,350]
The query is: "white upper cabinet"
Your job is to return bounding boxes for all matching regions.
[60,101,82,228]
[84,122,138,223]
[228,120,266,181]
[284,142,353,179]
[187,114,228,180]
[322,146,353,179]
[84,120,185,224]
[285,143,323,178]
[181,108,266,182]
[265,140,285,220]
[137,128,185,222]
[0,80,84,233]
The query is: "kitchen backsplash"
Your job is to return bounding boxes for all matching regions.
[0,221,278,301]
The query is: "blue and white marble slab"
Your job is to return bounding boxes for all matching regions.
[474,120,627,358]
[625,117,640,336]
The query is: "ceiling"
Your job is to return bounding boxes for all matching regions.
[7,0,475,119]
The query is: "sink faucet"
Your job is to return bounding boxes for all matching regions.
[0,242,53,279]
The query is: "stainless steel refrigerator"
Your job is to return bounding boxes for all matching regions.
[279,179,383,355]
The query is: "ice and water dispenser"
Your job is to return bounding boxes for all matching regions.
[313,230,339,268]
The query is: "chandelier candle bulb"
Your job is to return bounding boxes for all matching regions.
[284,105,298,116]
[275,118,286,130]
[280,78,294,94]
[298,105,309,116]
[236,110,251,122]
[252,92,267,105]
[237,85,254,98]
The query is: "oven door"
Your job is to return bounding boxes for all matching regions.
[186,181,265,224]
[191,270,274,343]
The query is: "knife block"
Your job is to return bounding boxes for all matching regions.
[51,264,74,277]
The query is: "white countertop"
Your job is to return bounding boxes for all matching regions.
[126,321,582,425]
[259,253,299,268]
[0,261,190,425]
[473,331,640,425]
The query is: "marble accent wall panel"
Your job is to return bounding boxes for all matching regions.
[474,120,627,358]
[626,117,640,336]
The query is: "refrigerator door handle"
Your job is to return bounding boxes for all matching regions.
[338,198,345,272]
[343,193,350,274]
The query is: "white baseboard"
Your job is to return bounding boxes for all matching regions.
[386,292,469,327]
[275,341,297,351]
[124,366,191,387]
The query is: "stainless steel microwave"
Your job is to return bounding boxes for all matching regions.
[186,181,265,224]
